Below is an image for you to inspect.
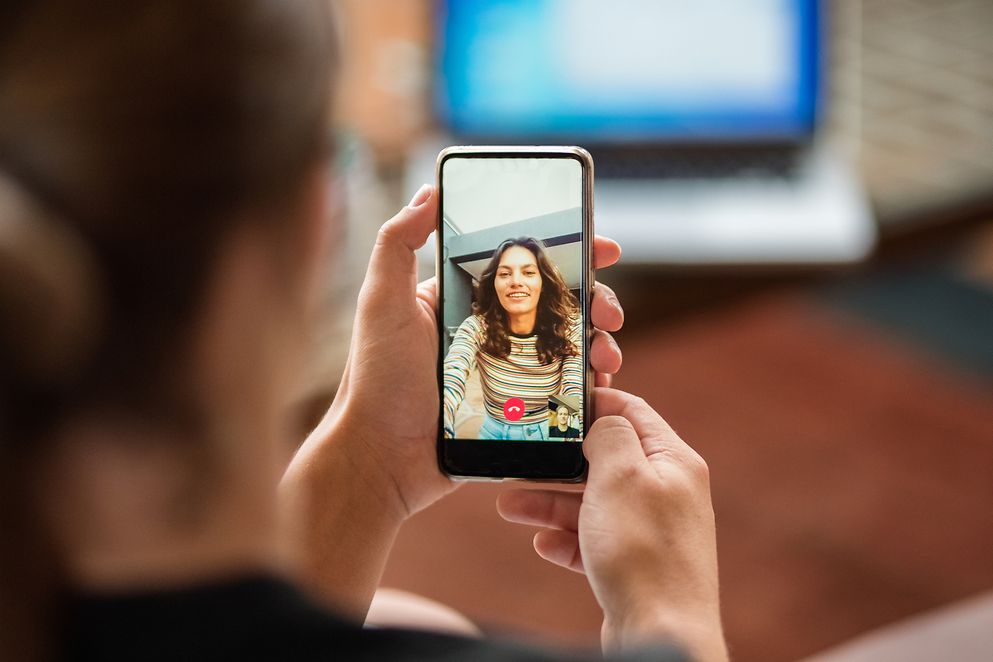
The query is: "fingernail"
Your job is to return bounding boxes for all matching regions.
[604,290,622,315]
[408,184,432,208]
[597,283,620,307]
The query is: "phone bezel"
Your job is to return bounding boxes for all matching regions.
[435,146,594,482]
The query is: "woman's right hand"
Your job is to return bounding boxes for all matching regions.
[497,388,727,662]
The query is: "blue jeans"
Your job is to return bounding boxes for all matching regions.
[478,414,549,441]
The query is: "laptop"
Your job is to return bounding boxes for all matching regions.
[408,0,875,266]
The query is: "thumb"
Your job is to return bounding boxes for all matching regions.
[584,415,650,487]
[361,184,436,311]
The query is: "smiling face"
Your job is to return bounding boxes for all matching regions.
[494,245,542,317]
[556,406,572,428]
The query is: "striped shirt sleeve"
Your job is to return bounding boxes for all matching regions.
[559,316,584,400]
[442,315,482,438]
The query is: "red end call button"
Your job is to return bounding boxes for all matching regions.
[503,397,525,422]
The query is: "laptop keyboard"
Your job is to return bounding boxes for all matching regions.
[592,146,802,180]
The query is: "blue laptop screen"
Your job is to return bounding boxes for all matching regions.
[437,0,819,141]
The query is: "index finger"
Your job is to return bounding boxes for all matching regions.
[593,235,621,270]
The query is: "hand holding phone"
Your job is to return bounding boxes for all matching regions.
[284,177,623,617]
[498,389,728,661]
[303,175,622,518]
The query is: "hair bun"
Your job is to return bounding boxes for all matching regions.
[0,172,103,387]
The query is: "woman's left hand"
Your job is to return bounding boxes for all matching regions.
[300,184,625,522]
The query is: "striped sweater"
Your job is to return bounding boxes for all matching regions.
[443,314,584,438]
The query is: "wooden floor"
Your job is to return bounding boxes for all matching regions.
[381,279,993,661]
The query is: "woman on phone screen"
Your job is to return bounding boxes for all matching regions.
[442,237,582,440]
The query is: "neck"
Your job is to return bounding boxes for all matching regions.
[508,311,536,335]
[558,421,569,430]
[40,415,281,591]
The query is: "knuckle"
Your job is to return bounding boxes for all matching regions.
[660,456,711,500]
[376,220,399,245]
[660,470,696,501]
[606,460,644,487]
[621,460,646,481]
[687,452,711,484]
[625,395,648,413]
[590,415,632,435]
[377,209,416,245]
[643,474,670,500]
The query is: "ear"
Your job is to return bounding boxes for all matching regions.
[192,221,283,412]
[295,163,336,296]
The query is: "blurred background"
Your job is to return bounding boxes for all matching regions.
[308,1,993,660]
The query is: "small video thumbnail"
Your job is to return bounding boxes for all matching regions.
[548,394,582,441]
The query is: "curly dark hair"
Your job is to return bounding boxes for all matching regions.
[472,237,580,365]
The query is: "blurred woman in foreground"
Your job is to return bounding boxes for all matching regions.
[0,1,726,661]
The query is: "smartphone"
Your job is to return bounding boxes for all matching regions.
[436,146,594,481]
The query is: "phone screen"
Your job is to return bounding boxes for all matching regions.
[438,150,590,478]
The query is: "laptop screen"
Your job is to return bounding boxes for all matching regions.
[436,0,820,142]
